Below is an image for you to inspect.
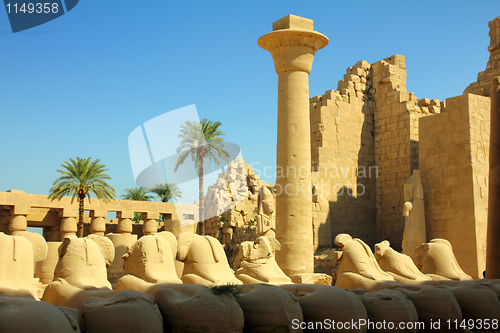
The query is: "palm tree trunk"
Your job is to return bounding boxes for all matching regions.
[198,156,204,236]
[77,196,84,238]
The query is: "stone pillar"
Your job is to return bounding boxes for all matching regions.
[142,212,159,235]
[258,15,328,276]
[90,211,107,237]
[60,217,77,240]
[117,218,133,234]
[487,76,500,279]
[9,214,27,235]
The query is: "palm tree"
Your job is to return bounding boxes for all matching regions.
[121,187,152,221]
[149,183,183,202]
[121,186,153,201]
[149,183,183,222]
[175,119,230,235]
[48,157,115,238]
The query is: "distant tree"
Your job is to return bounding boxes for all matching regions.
[121,186,152,221]
[121,187,153,201]
[48,157,115,238]
[175,119,230,235]
[149,183,183,202]
[149,183,183,222]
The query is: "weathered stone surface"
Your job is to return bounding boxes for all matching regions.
[332,234,394,290]
[177,232,241,286]
[35,241,61,284]
[402,170,426,260]
[281,284,367,333]
[82,290,163,333]
[415,239,473,281]
[395,285,463,330]
[154,284,244,333]
[0,232,35,296]
[234,236,291,284]
[437,282,500,323]
[105,233,137,283]
[375,240,431,284]
[259,14,328,276]
[0,294,80,333]
[290,273,332,285]
[359,289,418,333]
[121,233,181,284]
[16,231,48,264]
[52,236,114,289]
[238,284,303,332]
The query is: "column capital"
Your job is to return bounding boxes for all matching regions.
[258,15,328,74]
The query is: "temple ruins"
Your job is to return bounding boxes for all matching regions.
[0,14,500,333]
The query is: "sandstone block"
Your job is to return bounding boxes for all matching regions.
[82,290,163,333]
[237,284,303,332]
[291,273,333,285]
[155,284,244,333]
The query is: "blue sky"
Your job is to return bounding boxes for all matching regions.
[0,1,497,204]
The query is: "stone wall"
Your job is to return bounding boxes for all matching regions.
[310,60,377,248]
[464,16,500,97]
[204,157,272,265]
[310,55,441,250]
[419,93,490,278]
[370,55,441,250]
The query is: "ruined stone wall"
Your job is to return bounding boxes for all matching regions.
[371,55,442,251]
[204,158,272,265]
[310,55,443,251]
[419,93,490,278]
[464,17,500,97]
[309,60,377,248]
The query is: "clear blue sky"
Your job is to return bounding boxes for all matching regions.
[0,1,497,204]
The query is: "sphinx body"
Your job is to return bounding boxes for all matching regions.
[374,240,431,284]
[234,236,291,284]
[415,239,472,281]
[332,234,394,290]
[176,232,242,286]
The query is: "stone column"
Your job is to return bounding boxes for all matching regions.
[60,217,77,240]
[258,15,328,276]
[9,214,27,235]
[487,76,500,279]
[142,212,159,235]
[90,211,107,237]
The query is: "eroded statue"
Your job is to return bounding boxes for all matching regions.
[42,235,118,315]
[176,232,242,286]
[256,186,275,238]
[0,232,47,297]
[332,234,394,290]
[374,240,431,284]
[234,236,291,284]
[414,239,473,281]
[114,232,182,293]
[402,170,426,260]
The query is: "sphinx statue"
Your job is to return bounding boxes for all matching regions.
[414,239,473,281]
[332,234,394,290]
[374,240,431,284]
[176,232,242,286]
[402,170,426,260]
[0,232,48,297]
[256,186,275,237]
[42,235,118,316]
[115,232,182,293]
[234,236,291,284]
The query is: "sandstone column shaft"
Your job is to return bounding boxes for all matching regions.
[487,76,500,279]
[258,15,328,276]
[276,70,313,274]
